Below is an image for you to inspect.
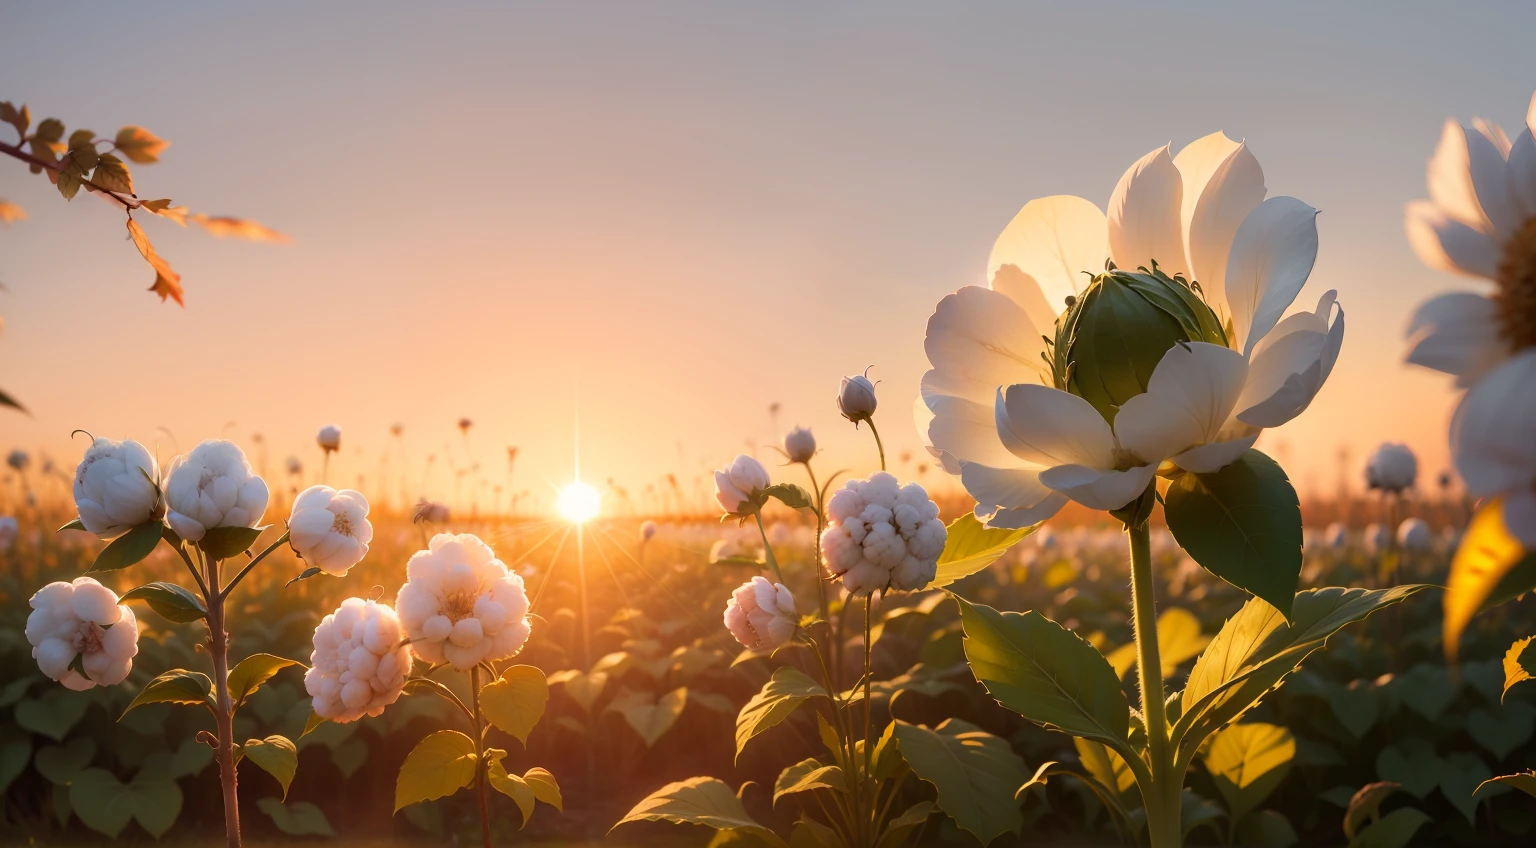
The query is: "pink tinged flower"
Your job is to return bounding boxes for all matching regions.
[26,577,139,691]
[714,454,770,515]
[837,371,879,423]
[305,597,412,723]
[395,533,532,670]
[820,472,946,594]
[289,485,374,576]
[723,576,798,651]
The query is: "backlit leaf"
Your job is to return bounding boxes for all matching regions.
[88,520,163,572]
[114,126,169,164]
[893,719,1028,846]
[242,735,297,800]
[119,581,207,623]
[772,758,845,804]
[931,513,1035,589]
[735,667,825,760]
[227,653,303,709]
[1202,722,1294,825]
[611,776,787,848]
[393,730,476,812]
[1444,497,1535,661]
[1504,636,1535,701]
[92,153,132,194]
[126,217,184,306]
[191,213,292,243]
[122,669,214,717]
[480,665,549,744]
[1475,770,1536,800]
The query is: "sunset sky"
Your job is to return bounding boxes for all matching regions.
[3,2,1533,513]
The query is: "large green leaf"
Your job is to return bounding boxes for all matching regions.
[393,730,477,812]
[118,581,207,623]
[611,776,788,848]
[1173,585,1428,760]
[257,797,335,836]
[227,653,303,709]
[1202,722,1294,826]
[16,690,88,741]
[480,665,549,745]
[610,687,688,748]
[1347,807,1430,848]
[1165,450,1302,619]
[735,667,826,760]
[893,719,1028,846]
[198,524,268,560]
[121,669,214,718]
[954,595,1129,747]
[87,521,164,573]
[930,513,1035,589]
[34,738,97,785]
[0,739,30,797]
[242,735,298,800]
[68,767,183,838]
[772,758,845,804]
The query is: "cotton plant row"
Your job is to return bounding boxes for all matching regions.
[26,434,561,848]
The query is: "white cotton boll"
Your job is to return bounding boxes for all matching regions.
[723,576,798,650]
[1397,518,1433,551]
[1365,443,1418,494]
[316,425,342,451]
[395,533,532,670]
[305,597,412,723]
[72,437,161,539]
[784,427,816,463]
[26,577,139,690]
[288,486,374,575]
[163,440,268,542]
[820,473,947,594]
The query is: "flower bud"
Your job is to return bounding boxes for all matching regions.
[72,437,161,539]
[640,519,658,543]
[1365,443,1417,493]
[724,576,798,650]
[837,370,879,423]
[1396,517,1432,552]
[289,485,374,575]
[783,427,817,464]
[317,425,342,452]
[163,440,269,543]
[714,454,771,515]
[26,576,140,691]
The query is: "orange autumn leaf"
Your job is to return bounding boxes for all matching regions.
[114,125,169,164]
[126,217,184,306]
[191,213,291,243]
[141,198,190,225]
[0,200,23,223]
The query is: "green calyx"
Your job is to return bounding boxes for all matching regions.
[1050,262,1228,424]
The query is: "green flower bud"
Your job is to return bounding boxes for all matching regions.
[1050,263,1228,423]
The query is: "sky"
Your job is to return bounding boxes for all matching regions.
[2,1,1533,514]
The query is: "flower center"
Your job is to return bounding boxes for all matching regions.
[72,621,103,655]
[331,512,354,537]
[442,591,478,622]
[1496,215,1536,350]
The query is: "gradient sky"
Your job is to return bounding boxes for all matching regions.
[3,1,1534,512]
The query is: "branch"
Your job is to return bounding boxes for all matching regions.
[0,140,139,211]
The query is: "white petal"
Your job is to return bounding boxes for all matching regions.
[1175,133,1266,314]
[995,384,1115,469]
[920,391,1017,471]
[1235,296,1343,429]
[958,462,1065,528]
[1108,145,1188,277]
[1509,127,1536,219]
[1039,463,1157,511]
[1173,432,1260,473]
[1404,292,1510,385]
[1506,490,1536,548]
[1451,349,1536,498]
[1404,199,1501,279]
[923,286,1048,404]
[1225,196,1320,355]
[988,195,1109,329]
[1114,342,1249,463]
[1428,119,1519,237]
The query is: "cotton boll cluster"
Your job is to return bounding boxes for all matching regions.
[72,437,161,539]
[723,576,798,651]
[396,533,531,670]
[163,440,269,542]
[821,472,946,594]
[26,577,139,691]
[289,485,373,575]
[306,598,412,723]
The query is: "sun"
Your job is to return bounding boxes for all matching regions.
[556,481,602,524]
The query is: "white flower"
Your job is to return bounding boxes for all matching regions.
[7,449,29,472]
[724,576,798,650]
[639,519,658,543]
[72,437,161,539]
[0,515,17,552]
[714,454,770,516]
[1365,443,1418,494]
[837,370,878,423]
[918,132,1340,522]
[26,577,139,691]
[163,440,269,543]
[289,486,373,575]
[821,472,946,594]
[305,597,412,723]
[396,533,531,670]
[1402,89,1536,545]
[784,427,817,464]
[1396,518,1432,552]
[316,425,342,452]
[1324,522,1349,550]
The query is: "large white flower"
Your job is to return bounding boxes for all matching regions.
[305,597,412,723]
[26,577,139,691]
[919,132,1341,521]
[821,472,946,594]
[163,440,270,542]
[396,533,532,670]
[73,437,161,539]
[1402,89,1536,544]
[289,485,373,575]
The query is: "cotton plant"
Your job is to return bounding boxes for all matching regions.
[914,132,1425,846]
[43,434,373,848]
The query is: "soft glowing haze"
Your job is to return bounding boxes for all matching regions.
[3,1,1534,511]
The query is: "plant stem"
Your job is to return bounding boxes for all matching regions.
[470,665,493,848]
[864,419,886,472]
[205,554,242,848]
[221,530,291,597]
[752,511,785,583]
[1128,522,1178,848]
[802,461,830,626]
[861,593,875,848]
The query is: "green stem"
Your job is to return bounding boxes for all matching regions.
[1128,521,1179,848]
[204,554,242,848]
[752,511,785,583]
[861,594,875,848]
[864,418,886,472]
[221,530,291,598]
[803,461,830,625]
[470,666,492,848]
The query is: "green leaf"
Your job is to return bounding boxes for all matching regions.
[522,766,562,811]
[773,759,845,804]
[930,513,1035,589]
[119,581,207,623]
[257,797,335,836]
[88,521,164,572]
[954,595,1130,748]
[876,801,936,848]
[1237,809,1299,847]
[763,482,815,511]
[1503,636,1535,701]
[1202,722,1294,826]
[1476,770,1536,800]
[1073,738,1136,807]
[1343,782,1400,839]
[1173,585,1428,759]
[243,736,298,800]
[480,664,549,745]
[611,687,689,748]
[1465,701,1535,761]
[736,667,826,760]
[0,739,31,797]
[487,755,536,827]
[227,653,302,709]
[1443,497,1536,660]
[34,738,97,785]
[121,669,214,718]
[1438,751,1493,824]
[68,767,183,839]
[893,719,1028,846]
[393,730,477,812]
[58,517,86,533]
[1374,739,1441,800]
[16,690,89,740]
[1165,450,1302,619]
[1347,807,1430,848]
[198,524,267,560]
[611,776,788,848]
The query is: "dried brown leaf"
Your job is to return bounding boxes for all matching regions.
[33,118,64,152]
[141,199,188,225]
[127,217,184,306]
[114,126,169,164]
[92,154,133,194]
[191,214,290,243]
[0,101,29,136]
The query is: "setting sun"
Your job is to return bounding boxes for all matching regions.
[555,481,601,524]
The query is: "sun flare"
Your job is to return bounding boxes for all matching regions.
[556,481,601,523]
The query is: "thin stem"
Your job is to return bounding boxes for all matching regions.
[752,511,785,583]
[470,666,493,848]
[864,418,886,472]
[0,140,140,210]
[205,555,242,848]
[861,593,877,848]
[1128,521,1178,848]
[171,539,211,600]
[802,461,830,626]
[220,530,291,599]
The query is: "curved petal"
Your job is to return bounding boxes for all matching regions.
[958,462,1066,528]
[1404,291,1510,385]
[988,195,1109,329]
[923,286,1048,402]
[1428,119,1520,238]
[1114,342,1249,464]
[1506,489,1536,548]
[1107,145,1188,277]
[1509,127,1536,220]
[1451,349,1536,498]
[1176,133,1267,314]
[920,390,1019,471]
[996,384,1115,469]
[1039,463,1157,511]
[1225,196,1320,355]
[1173,432,1260,473]
[1404,199,1501,280]
[1236,291,1344,427]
